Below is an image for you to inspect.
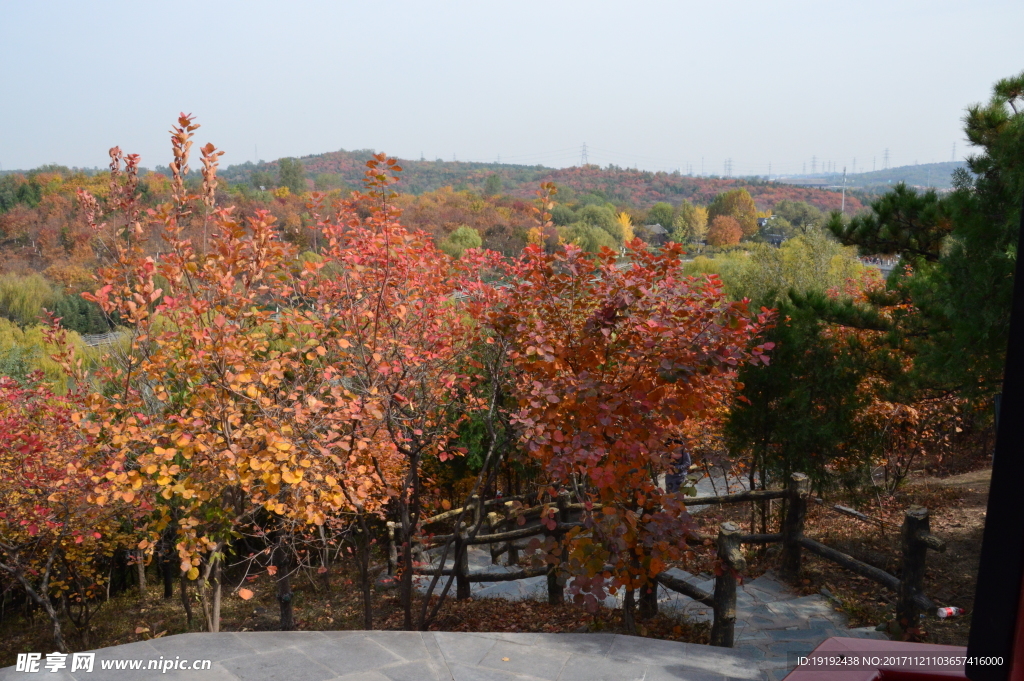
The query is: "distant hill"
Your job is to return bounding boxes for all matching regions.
[219,149,863,213]
[780,161,966,192]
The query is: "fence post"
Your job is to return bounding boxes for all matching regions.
[455,530,470,600]
[546,490,570,605]
[487,511,502,564]
[781,472,810,580]
[710,522,746,648]
[897,506,931,626]
[504,501,519,567]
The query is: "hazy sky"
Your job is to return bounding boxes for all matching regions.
[2,0,1022,176]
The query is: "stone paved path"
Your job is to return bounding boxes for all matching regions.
[0,631,766,681]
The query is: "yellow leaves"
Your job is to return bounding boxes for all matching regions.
[121,490,135,503]
[153,446,177,459]
[281,468,303,485]
[246,385,259,399]
[274,441,292,452]
[186,567,199,581]
[95,495,108,506]
[138,539,150,550]
[156,475,172,486]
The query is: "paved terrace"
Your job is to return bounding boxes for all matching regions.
[1,631,767,681]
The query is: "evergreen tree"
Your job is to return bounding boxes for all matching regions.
[828,70,1024,400]
[483,174,502,197]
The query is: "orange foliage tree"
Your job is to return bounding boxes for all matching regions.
[706,215,743,247]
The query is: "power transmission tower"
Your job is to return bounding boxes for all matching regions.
[841,167,847,213]
[580,143,589,166]
[883,148,890,169]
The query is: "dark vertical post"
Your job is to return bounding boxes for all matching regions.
[453,497,478,601]
[455,531,470,600]
[546,490,570,605]
[711,522,746,647]
[505,501,519,567]
[781,472,810,580]
[897,506,930,627]
[488,511,502,565]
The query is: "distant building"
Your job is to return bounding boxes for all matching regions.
[641,223,668,246]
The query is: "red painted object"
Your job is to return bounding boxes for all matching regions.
[784,636,968,680]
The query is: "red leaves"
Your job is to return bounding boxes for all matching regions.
[475,240,773,595]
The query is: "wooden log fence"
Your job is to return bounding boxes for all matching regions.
[387,471,948,648]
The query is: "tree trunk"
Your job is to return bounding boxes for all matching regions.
[160,529,175,599]
[623,588,637,635]
[638,582,659,620]
[355,515,373,629]
[136,549,147,597]
[211,557,222,633]
[179,574,193,628]
[197,545,223,633]
[274,539,295,631]
[9,561,68,653]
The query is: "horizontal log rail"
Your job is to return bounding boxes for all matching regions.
[421,495,529,525]
[412,566,549,582]
[738,532,783,544]
[388,473,949,652]
[657,572,714,607]
[685,489,790,506]
[420,521,586,547]
[811,496,900,529]
[798,536,901,592]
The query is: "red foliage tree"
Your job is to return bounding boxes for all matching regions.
[482,239,772,623]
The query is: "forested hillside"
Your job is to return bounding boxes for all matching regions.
[219,149,864,213]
